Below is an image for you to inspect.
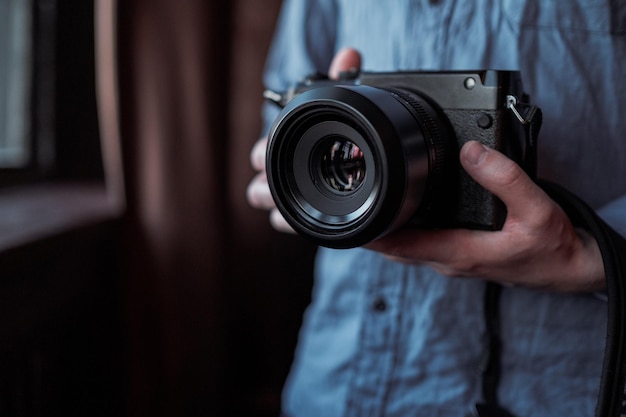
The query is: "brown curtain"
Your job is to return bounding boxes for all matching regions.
[96,0,316,415]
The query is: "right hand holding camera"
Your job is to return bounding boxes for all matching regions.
[247,136,294,233]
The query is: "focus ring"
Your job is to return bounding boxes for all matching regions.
[383,88,448,179]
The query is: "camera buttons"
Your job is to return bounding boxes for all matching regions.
[477,113,493,129]
[464,77,477,90]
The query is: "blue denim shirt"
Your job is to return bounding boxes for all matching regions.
[262,1,626,416]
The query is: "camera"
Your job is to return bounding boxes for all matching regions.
[264,70,542,249]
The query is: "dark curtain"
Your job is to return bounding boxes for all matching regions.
[96,0,316,415]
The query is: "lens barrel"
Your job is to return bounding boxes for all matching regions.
[266,85,452,248]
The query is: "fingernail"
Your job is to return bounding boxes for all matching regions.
[464,142,489,166]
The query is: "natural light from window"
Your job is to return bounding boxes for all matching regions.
[0,0,31,167]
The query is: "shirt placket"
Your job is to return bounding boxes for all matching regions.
[344,260,408,417]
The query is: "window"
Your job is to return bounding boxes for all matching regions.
[0,0,104,186]
[0,0,115,250]
[0,0,32,167]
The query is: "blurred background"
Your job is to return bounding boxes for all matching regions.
[0,0,317,416]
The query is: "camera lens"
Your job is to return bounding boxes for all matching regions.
[319,138,365,193]
[266,85,454,248]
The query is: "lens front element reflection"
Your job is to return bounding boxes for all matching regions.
[320,139,366,193]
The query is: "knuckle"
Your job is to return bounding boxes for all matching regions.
[493,158,525,187]
[246,175,275,209]
[451,258,483,277]
[250,138,268,170]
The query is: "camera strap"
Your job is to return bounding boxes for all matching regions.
[504,98,541,179]
[476,181,626,417]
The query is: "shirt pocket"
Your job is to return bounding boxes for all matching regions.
[502,0,626,35]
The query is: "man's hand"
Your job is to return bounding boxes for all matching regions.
[247,136,295,232]
[367,140,606,292]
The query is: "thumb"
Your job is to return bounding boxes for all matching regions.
[328,47,362,80]
[460,141,547,219]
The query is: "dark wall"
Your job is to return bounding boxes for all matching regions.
[0,221,125,417]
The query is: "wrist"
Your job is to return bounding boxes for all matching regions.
[573,228,606,292]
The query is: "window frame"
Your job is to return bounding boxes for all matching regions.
[0,0,123,251]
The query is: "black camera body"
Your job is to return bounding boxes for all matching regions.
[265,70,541,249]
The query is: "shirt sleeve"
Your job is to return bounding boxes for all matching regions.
[260,0,338,136]
[598,195,626,239]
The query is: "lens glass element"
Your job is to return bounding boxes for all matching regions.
[319,138,366,193]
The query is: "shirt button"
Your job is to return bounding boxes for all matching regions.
[372,297,387,312]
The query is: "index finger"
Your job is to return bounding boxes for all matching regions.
[328,47,362,80]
